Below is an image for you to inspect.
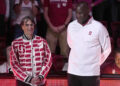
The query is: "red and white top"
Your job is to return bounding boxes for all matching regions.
[44,0,72,26]
[10,35,52,84]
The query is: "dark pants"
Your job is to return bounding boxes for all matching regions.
[16,80,46,86]
[16,80,31,86]
[0,15,5,36]
[68,73,100,86]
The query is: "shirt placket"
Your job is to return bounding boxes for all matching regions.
[31,40,36,77]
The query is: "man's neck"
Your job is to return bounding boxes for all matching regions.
[82,16,90,25]
[23,34,34,40]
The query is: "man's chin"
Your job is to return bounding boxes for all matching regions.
[28,32,34,35]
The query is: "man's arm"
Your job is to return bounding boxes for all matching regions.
[32,1,39,16]
[43,0,59,33]
[39,40,52,78]
[98,24,111,65]
[64,0,73,26]
[58,8,72,32]
[91,0,103,7]
[58,0,72,32]
[5,0,10,22]
[44,6,59,32]
[43,7,53,29]
[13,0,22,15]
[67,24,73,48]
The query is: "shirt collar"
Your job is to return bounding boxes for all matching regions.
[22,34,35,40]
[86,16,93,25]
[82,16,93,26]
[77,16,93,26]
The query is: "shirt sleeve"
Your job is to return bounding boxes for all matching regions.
[39,40,52,78]
[67,24,72,48]
[98,24,111,65]
[10,42,31,83]
[67,0,72,9]
[43,0,49,7]
[5,0,10,19]
[15,0,19,4]
[34,1,39,6]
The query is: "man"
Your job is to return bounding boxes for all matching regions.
[10,16,52,86]
[101,48,120,74]
[44,0,72,58]
[72,0,103,20]
[67,2,111,86]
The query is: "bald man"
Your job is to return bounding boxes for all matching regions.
[67,2,111,86]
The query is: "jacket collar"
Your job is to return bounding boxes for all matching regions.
[22,34,35,40]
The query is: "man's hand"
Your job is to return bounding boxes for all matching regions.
[49,25,60,33]
[58,25,66,33]
[31,76,43,85]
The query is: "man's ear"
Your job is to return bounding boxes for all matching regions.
[87,9,90,14]
[21,25,24,31]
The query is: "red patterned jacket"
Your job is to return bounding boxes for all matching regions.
[10,35,52,84]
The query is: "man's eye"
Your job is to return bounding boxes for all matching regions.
[25,24,29,26]
[25,24,34,26]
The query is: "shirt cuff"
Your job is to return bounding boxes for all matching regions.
[25,76,33,83]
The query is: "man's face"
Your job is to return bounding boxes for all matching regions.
[22,20,35,36]
[115,52,120,68]
[76,5,89,24]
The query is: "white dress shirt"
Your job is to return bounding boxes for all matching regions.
[67,17,111,76]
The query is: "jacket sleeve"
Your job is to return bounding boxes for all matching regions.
[39,40,52,78]
[98,24,111,65]
[10,42,32,83]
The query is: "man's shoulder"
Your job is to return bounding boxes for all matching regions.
[91,19,107,31]
[12,36,23,42]
[11,36,23,46]
[35,35,47,43]
[92,19,104,27]
[35,35,45,40]
[68,20,77,27]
